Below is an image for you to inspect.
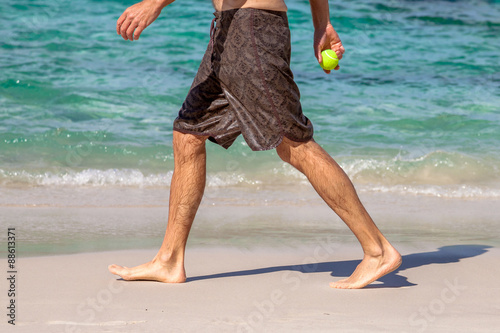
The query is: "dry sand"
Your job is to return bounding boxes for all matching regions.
[3,243,500,333]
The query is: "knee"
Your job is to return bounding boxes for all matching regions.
[276,141,291,164]
[277,137,319,172]
[276,137,309,164]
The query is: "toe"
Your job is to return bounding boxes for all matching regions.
[108,264,129,278]
[330,281,342,289]
[108,264,119,273]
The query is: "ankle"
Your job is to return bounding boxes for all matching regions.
[362,240,387,258]
[363,240,399,259]
[156,250,184,266]
[363,248,384,258]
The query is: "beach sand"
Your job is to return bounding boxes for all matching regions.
[2,186,500,332]
[2,244,499,332]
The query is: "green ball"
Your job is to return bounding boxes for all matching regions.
[320,49,339,70]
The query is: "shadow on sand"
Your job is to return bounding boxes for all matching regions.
[187,244,492,288]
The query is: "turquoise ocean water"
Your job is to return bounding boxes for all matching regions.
[1,0,500,199]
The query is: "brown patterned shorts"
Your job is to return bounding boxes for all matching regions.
[173,8,314,151]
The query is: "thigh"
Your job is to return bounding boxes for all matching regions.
[173,42,242,149]
[219,9,313,151]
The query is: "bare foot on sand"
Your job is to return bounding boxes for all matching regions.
[108,257,186,283]
[330,245,402,289]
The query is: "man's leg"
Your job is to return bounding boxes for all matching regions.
[276,137,402,289]
[108,131,208,283]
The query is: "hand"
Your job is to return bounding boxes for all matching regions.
[116,0,166,41]
[314,23,345,74]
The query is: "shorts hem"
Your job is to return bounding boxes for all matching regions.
[248,133,314,152]
[172,128,313,151]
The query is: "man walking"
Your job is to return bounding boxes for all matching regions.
[109,0,401,289]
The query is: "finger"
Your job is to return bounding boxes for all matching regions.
[332,45,343,60]
[337,46,345,60]
[117,12,127,35]
[334,65,340,70]
[331,42,344,60]
[126,21,140,41]
[133,23,146,40]
[120,18,133,40]
[323,69,331,74]
[336,50,343,60]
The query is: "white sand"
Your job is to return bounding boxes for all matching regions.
[3,244,500,333]
[2,185,500,332]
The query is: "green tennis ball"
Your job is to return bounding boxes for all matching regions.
[320,49,339,70]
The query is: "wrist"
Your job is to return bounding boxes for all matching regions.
[314,21,332,31]
[146,0,174,9]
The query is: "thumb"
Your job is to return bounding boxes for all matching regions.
[317,49,323,64]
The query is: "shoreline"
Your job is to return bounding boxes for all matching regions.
[1,185,499,258]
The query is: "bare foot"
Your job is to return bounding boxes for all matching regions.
[330,245,402,289]
[108,257,186,283]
